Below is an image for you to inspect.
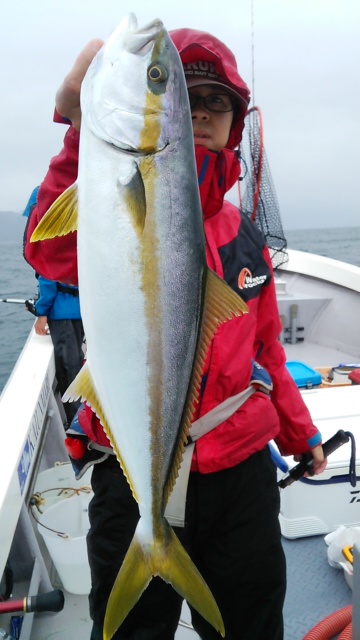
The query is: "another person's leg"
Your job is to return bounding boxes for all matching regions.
[48,319,84,423]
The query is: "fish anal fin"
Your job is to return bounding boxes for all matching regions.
[63,362,138,501]
[30,183,78,242]
[104,519,224,640]
[164,268,248,503]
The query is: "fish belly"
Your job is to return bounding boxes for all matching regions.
[77,130,154,509]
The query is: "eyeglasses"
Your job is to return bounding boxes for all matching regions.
[188,93,234,113]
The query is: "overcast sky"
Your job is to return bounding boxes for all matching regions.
[1,0,359,230]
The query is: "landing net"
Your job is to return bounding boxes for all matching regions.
[239,106,288,270]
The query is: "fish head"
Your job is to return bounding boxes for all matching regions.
[81,13,191,154]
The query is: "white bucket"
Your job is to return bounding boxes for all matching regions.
[34,463,92,512]
[38,492,92,595]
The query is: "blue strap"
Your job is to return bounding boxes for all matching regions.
[269,443,288,472]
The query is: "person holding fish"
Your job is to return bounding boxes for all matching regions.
[24,15,327,640]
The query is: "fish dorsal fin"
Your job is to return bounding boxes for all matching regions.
[30,183,78,242]
[64,362,138,501]
[164,268,248,504]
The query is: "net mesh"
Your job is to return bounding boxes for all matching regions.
[239,106,288,270]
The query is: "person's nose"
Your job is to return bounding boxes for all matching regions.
[190,96,211,120]
[191,104,210,120]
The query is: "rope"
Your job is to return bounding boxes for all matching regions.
[29,486,92,538]
[344,431,357,487]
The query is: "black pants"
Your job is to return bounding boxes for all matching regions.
[47,319,84,424]
[88,448,286,640]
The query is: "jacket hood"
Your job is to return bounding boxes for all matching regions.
[170,28,250,149]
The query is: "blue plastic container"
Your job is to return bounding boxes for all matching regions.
[286,361,322,388]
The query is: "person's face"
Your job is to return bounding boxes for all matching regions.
[187,85,234,151]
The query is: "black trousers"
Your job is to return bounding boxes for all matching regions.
[88,447,286,640]
[47,319,84,424]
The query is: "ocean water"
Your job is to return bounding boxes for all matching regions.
[0,244,39,393]
[0,226,359,393]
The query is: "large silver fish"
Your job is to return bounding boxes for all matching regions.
[31,14,248,639]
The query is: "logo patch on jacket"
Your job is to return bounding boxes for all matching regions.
[238,268,268,290]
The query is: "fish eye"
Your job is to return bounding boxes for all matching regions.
[148,64,168,83]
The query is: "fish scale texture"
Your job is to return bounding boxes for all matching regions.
[282,536,352,639]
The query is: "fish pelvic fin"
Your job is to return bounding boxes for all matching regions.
[30,183,78,242]
[104,518,225,640]
[164,268,248,504]
[63,362,138,501]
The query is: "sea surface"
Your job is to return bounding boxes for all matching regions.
[0,226,359,393]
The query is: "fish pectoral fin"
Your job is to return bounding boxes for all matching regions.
[104,519,225,640]
[30,183,78,242]
[120,161,146,235]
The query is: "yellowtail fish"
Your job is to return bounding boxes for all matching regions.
[31,14,248,639]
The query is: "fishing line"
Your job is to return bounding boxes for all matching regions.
[251,0,256,109]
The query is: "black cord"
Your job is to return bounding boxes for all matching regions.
[0,562,13,601]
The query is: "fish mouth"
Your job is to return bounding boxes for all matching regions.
[123,14,165,55]
[109,138,170,156]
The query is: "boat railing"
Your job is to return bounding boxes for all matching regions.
[0,329,69,639]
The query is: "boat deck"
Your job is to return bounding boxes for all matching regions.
[22,535,352,639]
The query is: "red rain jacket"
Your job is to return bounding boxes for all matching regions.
[24,29,321,473]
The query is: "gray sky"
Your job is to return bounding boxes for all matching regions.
[1,0,359,230]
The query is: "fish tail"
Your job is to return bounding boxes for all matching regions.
[103,517,225,640]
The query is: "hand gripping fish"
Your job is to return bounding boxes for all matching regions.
[31,14,248,639]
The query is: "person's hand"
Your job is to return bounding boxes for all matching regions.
[55,39,104,131]
[34,316,49,336]
[310,444,327,475]
[293,444,327,476]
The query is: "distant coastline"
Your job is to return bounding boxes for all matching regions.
[0,211,27,244]
[1,209,359,270]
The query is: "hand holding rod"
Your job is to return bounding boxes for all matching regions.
[278,429,350,489]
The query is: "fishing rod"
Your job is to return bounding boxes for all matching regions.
[0,588,64,637]
[0,589,64,615]
[0,298,37,315]
[278,429,355,488]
